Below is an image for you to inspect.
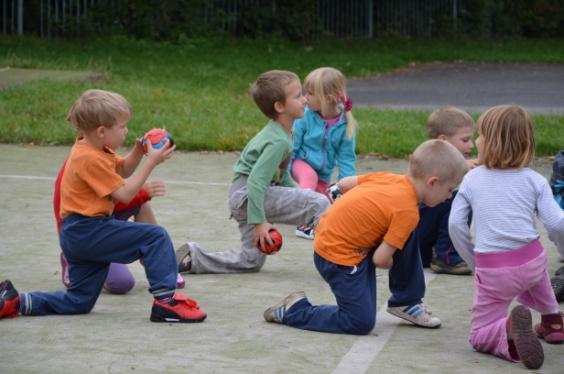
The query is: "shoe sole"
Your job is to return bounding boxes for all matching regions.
[150,315,206,323]
[175,244,192,273]
[430,263,472,276]
[510,306,544,370]
[295,232,314,240]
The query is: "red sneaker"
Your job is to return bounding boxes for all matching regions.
[534,312,564,344]
[0,280,20,319]
[150,293,206,323]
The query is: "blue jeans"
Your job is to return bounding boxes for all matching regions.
[20,215,177,316]
[283,252,376,335]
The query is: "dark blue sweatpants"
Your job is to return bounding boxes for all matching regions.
[19,215,177,316]
[283,251,376,335]
[387,228,425,308]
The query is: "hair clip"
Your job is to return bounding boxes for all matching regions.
[344,97,353,112]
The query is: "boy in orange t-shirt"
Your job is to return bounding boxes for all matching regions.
[263,139,467,334]
[0,89,205,323]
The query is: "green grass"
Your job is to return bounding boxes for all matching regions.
[1,36,563,157]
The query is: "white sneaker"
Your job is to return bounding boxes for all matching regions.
[264,291,307,323]
[387,303,441,328]
[295,225,314,240]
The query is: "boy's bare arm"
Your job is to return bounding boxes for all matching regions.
[338,176,359,193]
[112,142,175,203]
[372,241,397,269]
[120,138,145,178]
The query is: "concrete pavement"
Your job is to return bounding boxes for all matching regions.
[0,144,562,373]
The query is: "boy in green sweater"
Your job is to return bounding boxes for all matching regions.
[176,70,330,273]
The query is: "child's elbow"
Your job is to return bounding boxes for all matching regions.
[373,257,393,269]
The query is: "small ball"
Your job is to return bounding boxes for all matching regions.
[141,128,174,154]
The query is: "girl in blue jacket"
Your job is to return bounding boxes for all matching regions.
[292,67,357,239]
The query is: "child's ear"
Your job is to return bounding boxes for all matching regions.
[96,126,106,138]
[427,176,440,187]
[437,134,448,141]
[274,100,285,114]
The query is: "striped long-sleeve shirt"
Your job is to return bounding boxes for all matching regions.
[448,166,564,270]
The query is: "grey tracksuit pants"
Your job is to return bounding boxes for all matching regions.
[188,176,330,273]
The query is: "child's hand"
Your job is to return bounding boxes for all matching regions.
[134,137,145,155]
[144,180,166,198]
[326,183,342,203]
[254,222,274,252]
[145,140,175,165]
[466,158,479,169]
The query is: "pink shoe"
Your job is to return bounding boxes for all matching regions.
[176,273,185,289]
[534,313,564,344]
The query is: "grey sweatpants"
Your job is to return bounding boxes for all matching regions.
[188,176,330,273]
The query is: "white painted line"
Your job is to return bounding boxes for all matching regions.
[0,174,230,186]
[332,271,437,374]
[1,174,55,181]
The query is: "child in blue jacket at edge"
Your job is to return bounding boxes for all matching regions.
[291,67,357,240]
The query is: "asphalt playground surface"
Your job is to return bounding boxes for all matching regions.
[0,145,562,374]
[1,64,563,373]
[348,63,564,115]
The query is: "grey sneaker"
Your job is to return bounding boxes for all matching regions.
[176,243,193,273]
[264,291,306,323]
[387,303,442,328]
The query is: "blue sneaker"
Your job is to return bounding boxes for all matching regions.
[295,225,314,240]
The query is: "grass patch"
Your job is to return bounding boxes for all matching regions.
[1,36,563,157]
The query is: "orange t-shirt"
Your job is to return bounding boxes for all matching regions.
[60,142,125,218]
[314,172,420,266]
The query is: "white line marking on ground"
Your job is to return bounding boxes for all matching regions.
[0,174,230,186]
[332,271,437,374]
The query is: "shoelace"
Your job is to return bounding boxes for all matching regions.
[420,303,433,315]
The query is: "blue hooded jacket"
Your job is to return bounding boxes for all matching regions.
[292,107,356,182]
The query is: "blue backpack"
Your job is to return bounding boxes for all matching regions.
[551,150,564,209]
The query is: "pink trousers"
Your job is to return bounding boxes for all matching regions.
[469,240,560,361]
[291,159,330,197]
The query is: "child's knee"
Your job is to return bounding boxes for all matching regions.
[347,317,375,335]
[310,193,330,217]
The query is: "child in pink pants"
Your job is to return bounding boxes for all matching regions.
[449,105,564,370]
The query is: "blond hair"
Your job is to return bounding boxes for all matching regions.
[477,105,535,169]
[304,67,356,139]
[409,139,468,184]
[250,70,299,120]
[66,89,131,132]
[427,106,474,139]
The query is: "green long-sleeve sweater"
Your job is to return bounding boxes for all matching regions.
[233,120,296,224]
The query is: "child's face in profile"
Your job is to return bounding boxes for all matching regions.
[423,178,459,207]
[103,114,130,150]
[281,79,307,120]
[443,126,474,158]
[305,89,321,112]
